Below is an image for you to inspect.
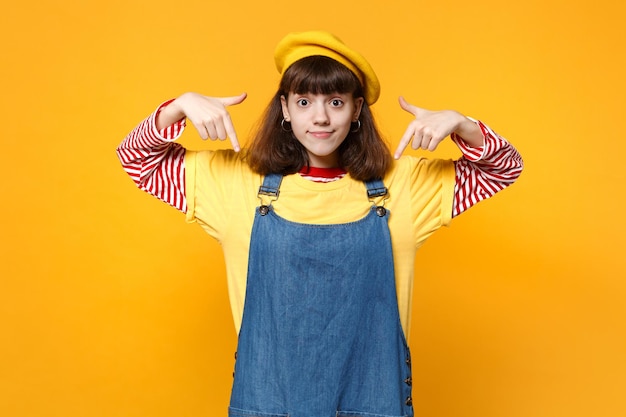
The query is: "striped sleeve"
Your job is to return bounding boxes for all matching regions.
[116,101,188,213]
[451,119,523,217]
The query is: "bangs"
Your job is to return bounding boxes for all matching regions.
[280,55,362,96]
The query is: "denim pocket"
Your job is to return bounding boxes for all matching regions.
[229,407,289,417]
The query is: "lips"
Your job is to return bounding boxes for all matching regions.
[308,131,333,139]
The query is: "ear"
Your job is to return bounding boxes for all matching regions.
[353,97,364,121]
[280,95,290,121]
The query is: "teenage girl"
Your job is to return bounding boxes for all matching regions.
[117,31,523,417]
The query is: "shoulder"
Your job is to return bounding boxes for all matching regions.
[384,156,457,232]
[385,155,455,185]
[185,149,255,174]
[185,149,261,198]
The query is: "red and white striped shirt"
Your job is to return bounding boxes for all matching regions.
[116,104,523,218]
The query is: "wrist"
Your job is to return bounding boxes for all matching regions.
[156,99,186,131]
[454,117,484,148]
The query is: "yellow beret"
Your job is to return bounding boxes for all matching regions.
[274,31,380,105]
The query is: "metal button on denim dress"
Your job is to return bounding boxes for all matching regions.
[229,174,413,417]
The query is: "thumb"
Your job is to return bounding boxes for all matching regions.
[219,92,248,107]
[398,96,422,117]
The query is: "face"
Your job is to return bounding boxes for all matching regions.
[281,92,364,168]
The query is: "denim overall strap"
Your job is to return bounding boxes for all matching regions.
[364,178,387,199]
[230,175,413,417]
[257,173,283,199]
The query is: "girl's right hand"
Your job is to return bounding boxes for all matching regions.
[158,92,247,152]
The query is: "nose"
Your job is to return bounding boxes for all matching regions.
[313,103,330,125]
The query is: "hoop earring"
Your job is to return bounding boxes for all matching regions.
[281,119,292,132]
[350,120,361,133]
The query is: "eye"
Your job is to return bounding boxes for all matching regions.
[330,99,344,107]
[296,98,309,107]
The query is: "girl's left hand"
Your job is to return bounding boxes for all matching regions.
[394,96,466,159]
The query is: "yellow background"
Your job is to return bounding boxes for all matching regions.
[1,0,625,416]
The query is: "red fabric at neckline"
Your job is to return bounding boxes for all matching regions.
[299,166,347,178]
